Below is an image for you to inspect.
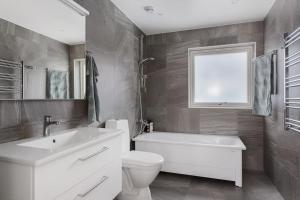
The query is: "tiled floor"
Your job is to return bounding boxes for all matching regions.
[150,172,284,200]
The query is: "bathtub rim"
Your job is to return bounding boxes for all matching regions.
[133,132,246,150]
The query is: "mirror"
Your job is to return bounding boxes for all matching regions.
[0,0,88,100]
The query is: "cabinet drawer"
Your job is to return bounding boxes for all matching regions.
[34,135,121,200]
[55,160,122,200]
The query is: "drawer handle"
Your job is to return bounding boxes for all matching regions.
[77,176,109,198]
[78,146,109,162]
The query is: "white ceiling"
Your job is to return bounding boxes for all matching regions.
[110,0,276,35]
[0,0,86,45]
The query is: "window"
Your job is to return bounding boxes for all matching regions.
[73,59,86,99]
[188,43,255,109]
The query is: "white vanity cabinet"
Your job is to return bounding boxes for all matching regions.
[0,128,122,200]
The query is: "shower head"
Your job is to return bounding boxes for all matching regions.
[139,57,155,66]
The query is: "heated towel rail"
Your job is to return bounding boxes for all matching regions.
[284,26,300,133]
[0,59,23,100]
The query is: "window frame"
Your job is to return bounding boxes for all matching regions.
[73,58,86,99]
[188,42,256,109]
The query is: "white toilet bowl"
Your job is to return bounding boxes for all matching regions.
[105,119,164,200]
[119,151,163,200]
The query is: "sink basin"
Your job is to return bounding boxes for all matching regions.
[0,127,122,167]
[18,130,78,151]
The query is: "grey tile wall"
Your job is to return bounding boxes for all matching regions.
[144,22,265,171]
[264,0,300,199]
[0,18,88,143]
[0,0,142,142]
[0,18,70,71]
[0,18,70,100]
[0,100,87,143]
[75,0,143,137]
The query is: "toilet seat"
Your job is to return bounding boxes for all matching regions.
[122,151,164,168]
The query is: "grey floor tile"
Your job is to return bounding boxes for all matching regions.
[184,188,214,200]
[150,172,284,200]
[151,172,192,188]
[151,186,188,200]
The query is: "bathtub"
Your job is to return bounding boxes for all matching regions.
[133,132,246,187]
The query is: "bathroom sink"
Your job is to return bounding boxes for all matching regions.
[17,127,118,151]
[0,127,122,166]
[18,131,78,151]
[0,127,123,200]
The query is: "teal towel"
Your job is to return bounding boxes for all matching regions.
[46,70,69,99]
[86,54,100,123]
[253,55,273,116]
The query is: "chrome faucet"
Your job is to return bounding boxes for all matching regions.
[43,116,60,137]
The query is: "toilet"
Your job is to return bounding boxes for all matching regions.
[105,119,164,200]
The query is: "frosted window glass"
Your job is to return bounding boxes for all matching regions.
[194,52,248,103]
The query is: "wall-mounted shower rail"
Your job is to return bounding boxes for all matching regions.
[0,58,23,99]
[284,26,300,134]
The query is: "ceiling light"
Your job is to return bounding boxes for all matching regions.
[144,6,155,14]
[232,0,240,4]
[143,6,164,16]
